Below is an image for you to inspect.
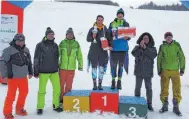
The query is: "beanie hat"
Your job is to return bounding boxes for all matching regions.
[66,28,74,35]
[164,32,173,38]
[45,27,54,36]
[13,33,25,41]
[117,8,124,16]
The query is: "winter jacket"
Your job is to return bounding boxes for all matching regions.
[132,33,157,78]
[59,39,83,70]
[87,23,111,68]
[0,41,33,79]
[109,18,130,51]
[157,40,185,74]
[34,38,59,76]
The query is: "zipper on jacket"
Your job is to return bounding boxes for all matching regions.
[19,52,24,65]
[67,41,71,70]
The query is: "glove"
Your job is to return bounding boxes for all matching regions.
[158,72,161,77]
[78,68,83,71]
[180,71,184,76]
[34,74,39,78]
[125,68,128,74]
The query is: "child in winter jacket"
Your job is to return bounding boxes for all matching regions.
[157,32,185,116]
[59,28,83,102]
[0,34,33,119]
[132,32,157,111]
[34,27,62,115]
[87,15,111,90]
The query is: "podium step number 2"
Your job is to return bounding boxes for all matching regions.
[63,90,92,112]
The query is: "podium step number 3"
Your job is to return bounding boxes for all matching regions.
[119,96,148,118]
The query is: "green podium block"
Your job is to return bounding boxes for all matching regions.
[119,96,148,118]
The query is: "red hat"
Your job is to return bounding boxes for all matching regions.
[164,32,173,38]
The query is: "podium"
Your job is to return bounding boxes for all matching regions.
[63,90,92,112]
[63,87,148,118]
[90,87,119,114]
[119,96,148,118]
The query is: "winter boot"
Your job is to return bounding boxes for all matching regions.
[16,109,28,116]
[4,114,14,119]
[148,103,154,111]
[93,79,97,90]
[60,99,63,105]
[37,109,43,115]
[159,98,169,113]
[173,98,182,116]
[1,82,7,85]
[117,80,122,90]
[111,80,116,89]
[98,80,103,90]
[53,104,63,113]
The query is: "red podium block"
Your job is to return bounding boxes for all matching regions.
[90,87,119,114]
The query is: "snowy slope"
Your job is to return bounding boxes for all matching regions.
[1,1,189,119]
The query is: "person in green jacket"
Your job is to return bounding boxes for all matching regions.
[59,28,83,102]
[157,32,185,116]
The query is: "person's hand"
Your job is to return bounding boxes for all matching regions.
[180,71,184,76]
[140,40,145,48]
[2,77,7,84]
[28,75,33,79]
[109,47,113,51]
[143,44,146,49]
[124,36,129,40]
[158,72,162,77]
[112,31,116,37]
[78,68,83,71]
[92,34,97,39]
[3,77,7,80]
[34,74,39,79]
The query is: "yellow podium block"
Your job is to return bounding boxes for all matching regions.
[63,90,92,113]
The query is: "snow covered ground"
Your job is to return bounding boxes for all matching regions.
[0,1,189,119]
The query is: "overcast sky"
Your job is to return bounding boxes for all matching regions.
[21,0,181,8]
[112,0,180,7]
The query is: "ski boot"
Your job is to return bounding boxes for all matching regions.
[148,103,154,112]
[93,79,97,90]
[111,80,116,89]
[173,98,182,116]
[159,98,169,113]
[4,114,14,119]
[117,80,122,90]
[37,109,43,115]
[98,80,103,90]
[16,109,28,116]
[53,104,63,113]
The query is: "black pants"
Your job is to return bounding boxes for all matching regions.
[135,76,152,104]
[110,51,126,78]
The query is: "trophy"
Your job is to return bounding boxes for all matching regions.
[112,27,117,40]
[92,26,98,43]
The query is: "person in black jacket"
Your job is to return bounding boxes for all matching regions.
[131,32,157,111]
[34,27,62,115]
[87,15,111,90]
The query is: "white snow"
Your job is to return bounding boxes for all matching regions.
[1,1,189,119]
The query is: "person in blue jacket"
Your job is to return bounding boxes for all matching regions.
[109,8,131,90]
